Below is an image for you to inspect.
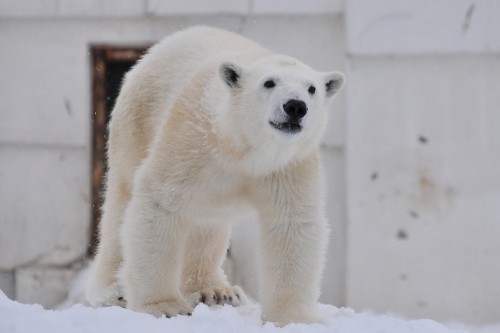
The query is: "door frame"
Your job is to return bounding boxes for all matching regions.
[89,45,149,255]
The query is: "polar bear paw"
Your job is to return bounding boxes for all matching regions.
[87,282,127,308]
[133,297,194,318]
[263,308,322,327]
[187,285,247,307]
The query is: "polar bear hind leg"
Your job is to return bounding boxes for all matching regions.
[86,175,130,308]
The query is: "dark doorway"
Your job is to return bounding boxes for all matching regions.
[89,45,150,255]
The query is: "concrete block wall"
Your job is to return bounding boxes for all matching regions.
[16,266,78,308]
[345,0,500,324]
[0,271,15,300]
[0,0,343,17]
[346,0,500,55]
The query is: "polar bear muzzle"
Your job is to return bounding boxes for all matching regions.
[268,99,307,134]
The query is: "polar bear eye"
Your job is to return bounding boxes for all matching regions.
[264,80,276,89]
[308,86,316,95]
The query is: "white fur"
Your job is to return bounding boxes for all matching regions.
[86,26,344,326]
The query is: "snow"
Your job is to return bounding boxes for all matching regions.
[2,263,497,333]
[2,265,497,333]
[0,288,472,333]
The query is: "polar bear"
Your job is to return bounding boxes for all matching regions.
[86,26,344,326]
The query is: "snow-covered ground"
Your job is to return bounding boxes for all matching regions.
[1,264,498,333]
[3,290,500,333]
[0,289,467,333]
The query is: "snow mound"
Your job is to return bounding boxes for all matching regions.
[0,290,467,333]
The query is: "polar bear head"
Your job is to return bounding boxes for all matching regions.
[219,55,344,172]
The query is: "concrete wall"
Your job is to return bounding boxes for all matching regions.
[345,0,500,324]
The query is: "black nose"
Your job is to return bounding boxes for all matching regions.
[283,99,307,119]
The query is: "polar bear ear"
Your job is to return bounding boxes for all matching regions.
[324,71,345,98]
[220,62,243,89]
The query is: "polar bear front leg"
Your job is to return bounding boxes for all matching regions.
[181,223,247,307]
[252,154,329,326]
[120,188,193,318]
[259,216,327,325]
